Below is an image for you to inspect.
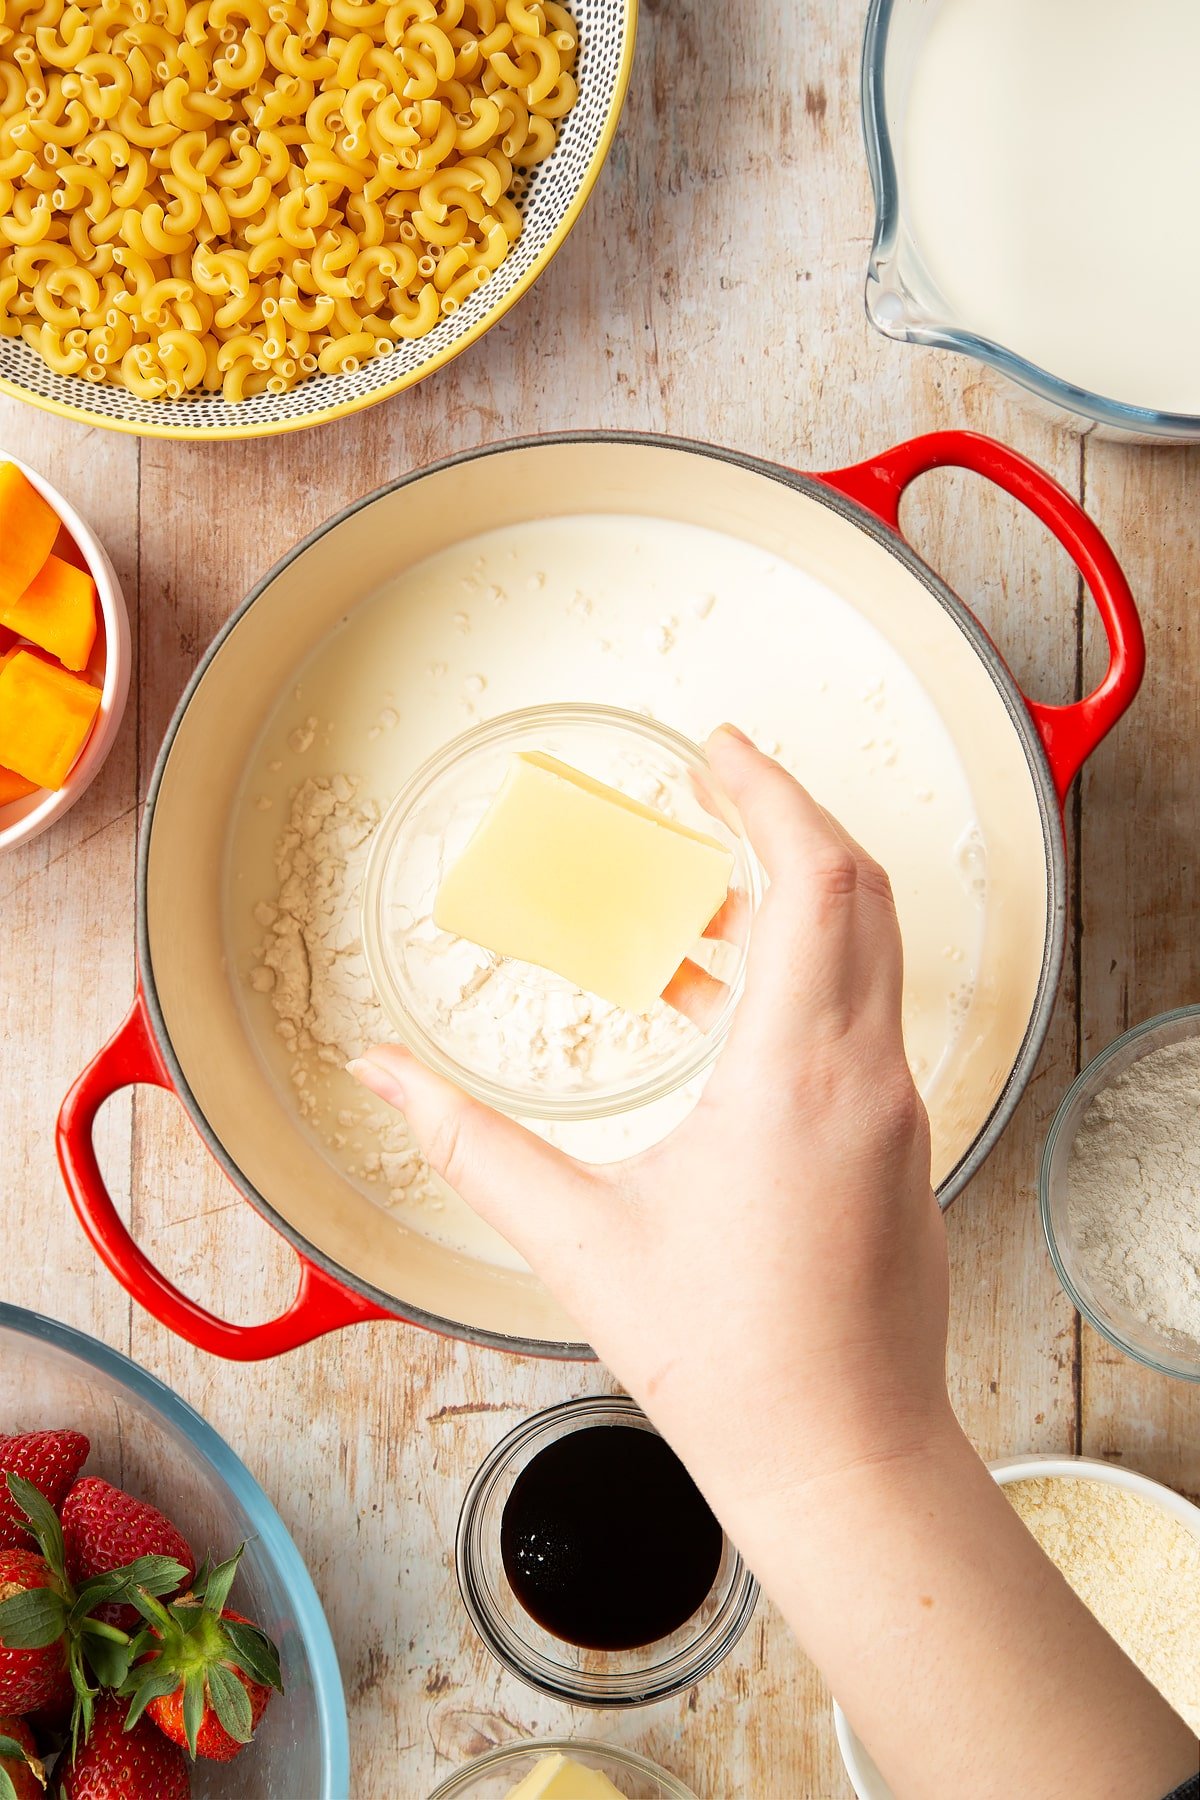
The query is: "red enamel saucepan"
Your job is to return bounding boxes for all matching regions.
[58,431,1143,1360]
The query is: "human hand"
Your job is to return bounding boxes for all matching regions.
[352,731,1200,1800]
[350,725,953,1527]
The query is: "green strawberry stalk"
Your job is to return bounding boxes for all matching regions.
[120,1547,283,1761]
[0,1475,188,1758]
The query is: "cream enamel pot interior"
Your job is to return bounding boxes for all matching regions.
[56,432,1143,1360]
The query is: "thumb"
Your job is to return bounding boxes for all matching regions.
[348,1044,603,1263]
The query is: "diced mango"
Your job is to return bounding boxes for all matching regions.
[2,552,98,671]
[0,648,101,789]
[0,463,59,609]
[0,765,39,806]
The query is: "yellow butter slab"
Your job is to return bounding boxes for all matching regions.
[433,751,733,1015]
[504,1751,627,1800]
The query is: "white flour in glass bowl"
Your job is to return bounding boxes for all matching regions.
[224,515,987,1269]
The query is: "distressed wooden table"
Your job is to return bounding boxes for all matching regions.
[2,1,1199,1794]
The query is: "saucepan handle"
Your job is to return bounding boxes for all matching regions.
[57,991,396,1360]
[817,430,1145,807]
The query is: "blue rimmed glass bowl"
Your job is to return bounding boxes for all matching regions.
[0,1303,350,1798]
[861,0,1200,441]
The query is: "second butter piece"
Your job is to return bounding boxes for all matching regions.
[503,1751,627,1799]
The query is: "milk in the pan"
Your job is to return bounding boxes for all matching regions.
[226,515,987,1266]
[902,0,1200,413]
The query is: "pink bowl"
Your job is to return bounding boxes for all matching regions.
[0,453,131,851]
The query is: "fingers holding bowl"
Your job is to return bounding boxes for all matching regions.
[702,726,907,1050]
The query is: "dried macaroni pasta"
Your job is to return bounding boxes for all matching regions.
[0,0,578,401]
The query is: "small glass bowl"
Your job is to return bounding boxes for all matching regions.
[455,1395,759,1707]
[1040,1006,1200,1383]
[427,1739,701,1800]
[361,704,760,1122]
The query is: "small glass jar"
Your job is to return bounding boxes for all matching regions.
[1040,1005,1200,1383]
[426,1739,701,1800]
[455,1395,759,1707]
[361,704,760,1123]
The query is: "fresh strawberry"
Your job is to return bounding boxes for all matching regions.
[0,1436,89,1553]
[24,1666,74,1750]
[61,1484,194,1635]
[142,1609,272,1764]
[122,1550,281,1762]
[53,1693,189,1799]
[0,1714,47,1799]
[0,1477,190,1758]
[0,1548,68,1713]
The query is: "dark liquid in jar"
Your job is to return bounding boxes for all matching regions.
[499,1423,725,1651]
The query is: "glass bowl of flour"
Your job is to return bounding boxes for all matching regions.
[360,704,761,1122]
[1041,1006,1200,1382]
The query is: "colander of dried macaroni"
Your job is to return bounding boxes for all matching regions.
[0,0,634,436]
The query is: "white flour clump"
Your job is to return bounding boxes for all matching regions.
[395,923,698,1094]
[1066,1037,1200,1349]
[251,774,443,1210]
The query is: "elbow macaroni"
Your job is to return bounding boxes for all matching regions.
[0,0,578,401]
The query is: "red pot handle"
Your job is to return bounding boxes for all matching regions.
[57,992,397,1360]
[817,431,1145,807]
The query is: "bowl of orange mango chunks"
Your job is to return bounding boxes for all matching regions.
[0,456,130,850]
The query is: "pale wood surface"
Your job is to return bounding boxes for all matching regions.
[2,2,1199,1795]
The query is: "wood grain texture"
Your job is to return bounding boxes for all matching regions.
[0,0,1193,1794]
[1078,442,1200,1504]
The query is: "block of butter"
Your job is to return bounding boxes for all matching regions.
[505,1752,626,1799]
[434,751,733,1015]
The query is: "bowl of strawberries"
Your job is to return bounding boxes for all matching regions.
[0,1303,349,1798]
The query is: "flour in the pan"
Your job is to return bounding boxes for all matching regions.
[227,513,989,1266]
[247,773,444,1210]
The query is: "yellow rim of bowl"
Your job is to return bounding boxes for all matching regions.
[0,2,638,442]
